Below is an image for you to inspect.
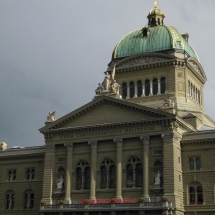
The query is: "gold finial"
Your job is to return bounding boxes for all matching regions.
[153,1,158,8]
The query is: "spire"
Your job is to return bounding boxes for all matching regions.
[147,2,165,27]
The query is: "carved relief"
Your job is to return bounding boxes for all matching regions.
[64,143,73,151]
[44,144,55,153]
[114,138,123,147]
[161,133,179,143]
[119,56,167,67]
[88,140,98,149]
[96,152,116,170]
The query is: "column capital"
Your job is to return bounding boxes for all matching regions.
[64,143,73,151]
[140,136,149,145]
[114,138,123,147]
[88,140,98,149]
[161,133,179,143]
[44,144,56,153]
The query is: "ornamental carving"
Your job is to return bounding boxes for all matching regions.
[140,136,149,144]
[97,152,116,170]
[64,143,73,151]
[119,56,167,67]
[114,138,123,147]
[190,61,201,75]
[44,144,55,153]
[122,150,142,169]
[161,133,179,143]
[72,154,90,169]
[88,140,98,149]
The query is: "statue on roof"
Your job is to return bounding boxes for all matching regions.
[95,83,103,95]
[46,111,56,122]
[102,71,111,91]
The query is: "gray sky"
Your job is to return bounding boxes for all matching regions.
[0,0,215,148]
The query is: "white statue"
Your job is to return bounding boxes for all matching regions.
[0,142,7,151]
[57,176,64,189]
[46,111,56,122]
[102,72,111,91]
[95,83,103,95]
[154,171,161,185]
[110,80,120,94]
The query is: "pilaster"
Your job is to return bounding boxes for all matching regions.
[162,133,184,211]
[88,140,98,202]
[64,142,73,204]
[114,138,123,201]
[41,144,55,204]
[140,136,150,201]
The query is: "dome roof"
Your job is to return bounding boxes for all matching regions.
[112,25,198,60]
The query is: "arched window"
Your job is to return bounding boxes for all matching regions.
[84,167,90,189]
[188,81,191,96]
[5,191,15,209]
[161,77,166,94]
[191,83,193,97]
[24,190,34,209]
[145,80,150,96]
[189,186,195,204]
[189,184,203,205]
[130,82,135,98]
[196,157,201,170]
[122,83,127,99]
[127,164,133,188]
[101,166,107,189]
[153,78,158,95]
[110,165,116,188]
[135,163,143,187]
[198,91,201,104]
[76,167,82,190]
[189,158,194,170]
[158,18,160,25]
[137,81,142,97]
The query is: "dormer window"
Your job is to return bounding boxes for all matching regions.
[142,27,149,38]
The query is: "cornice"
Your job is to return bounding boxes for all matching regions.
[0,153,45,161]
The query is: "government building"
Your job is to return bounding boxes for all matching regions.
[1,2,215,215]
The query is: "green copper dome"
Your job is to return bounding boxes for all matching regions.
[112,25,198,60]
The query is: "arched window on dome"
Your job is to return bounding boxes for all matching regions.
[198,90,201,104]
[135,163,143,187]
[188,81,191,96]
[153,78,158,95]
[137,81,142,97]
[84,167,90,189]
[101,166,107,189]
[122,83,127,99]
[161,77,166,94]
[193,87,196,101]
[145,80,150,96]
[191,83,193,98]
[130,82,135,98]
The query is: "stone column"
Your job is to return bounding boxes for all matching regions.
[149,80,153,96]
[140,136,150,201]
[41,144,55,204]
[126,85,130,99]
[134,84,137,98]
[64,143,73,204]
[114,138,123,201]
[158,79,161,94]
[88,140,98,202]
[141,83,145,97]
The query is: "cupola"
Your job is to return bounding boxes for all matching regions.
[147,1,165,27]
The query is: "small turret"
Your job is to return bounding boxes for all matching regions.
[147,1,165,27]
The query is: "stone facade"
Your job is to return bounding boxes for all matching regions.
[1,3,215,215]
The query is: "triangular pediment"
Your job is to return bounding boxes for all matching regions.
[39,96,175,132]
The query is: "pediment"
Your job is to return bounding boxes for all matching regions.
[39,96,174,132]
[187,58,207,81]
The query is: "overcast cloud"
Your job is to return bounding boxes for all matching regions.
[0,0,214,148]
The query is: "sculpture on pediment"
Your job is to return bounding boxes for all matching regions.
[102,72,111,91]
[154,171,161,185]
[46,111,56,122]
[57,176,64,189]
[110,80,120,94]
[95,83,103,95]
[0,142,7,151]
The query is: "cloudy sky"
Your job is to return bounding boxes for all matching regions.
[0,0,215,148]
